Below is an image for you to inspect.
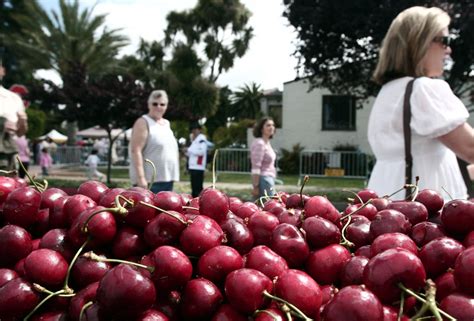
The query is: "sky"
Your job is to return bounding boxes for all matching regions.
[37,0,300,91]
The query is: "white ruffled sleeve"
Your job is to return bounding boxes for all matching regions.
[411,77,468,138]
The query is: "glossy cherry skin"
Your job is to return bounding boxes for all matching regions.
[0,224,32,268]
[24,248,68,288]
[270,223,309,268]
[30,311,67,321]
[112,226,147,259]
[369,209,412,239]
[382,305,410,321]
[441,199,474,236]
[0,278,40,320]
[253,307,286,321]
[69,282,99,321]
[435,271,457,302]
[414,188,444,216]
[387,200,428,225]
[63,194,97,226]
[39,228,75,262]
[197,245,244,285]
[3,186,42,228]
[71,254,112,289]
[96,264,156,319]
[220,216,254,255]
[154,191,183,213]
[228,197,244,214]
[96,187,124,208]
[453,246,474,296]
[346,215,373,248]
[244,245,289,279]
[370,232,418,258]
[353,188,378,203]
[419,237,464,278]
[440,293,474,321]
[149,245,193,292]
[0,176,19,206]
[144,210,187,248]
[224,268,273,315]
[274,269,322,319]
[235,202,259,219]
[321,285,383,321]
[180,278,223,320]
[179,215,224,256]
[40,188,68,212]
[136,309,170,321]
[304,195,340,224]
[121,190,157,228]
[305,244,351,285]
[0,268,18,287]
[247,211,280,246]
[343,203,378,220]
[340,255,369,286]
[363,248,426,304]
[199,188,230,224]
[302,216,341,250]
[410,221,446,247]
[210,304,247,321]
[77,180,109,203]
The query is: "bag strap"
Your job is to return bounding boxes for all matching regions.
[403,78,474,199]
[457,158,474,198]
[403,78,416,198]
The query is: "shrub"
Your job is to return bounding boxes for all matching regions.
[278,143,304,175]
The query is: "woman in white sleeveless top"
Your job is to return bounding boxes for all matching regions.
[129,90,179,193]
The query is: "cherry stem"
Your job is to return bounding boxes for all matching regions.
[386,184,418,199]
[79,301,94,321]
[343,189,363,204]
[83,251,155,273]
[339,214,354,248]
[81,207,124,234]
[212,148,219,189]
[182,205,199,211]
[24,289,66,320]
[15,155,45,193]
[441,187,454,201]
[33,283,75,297]
[339,199,373,221]
[139,201,189,226]
[263,290,313,321]
[254,309,282,320]
[398,290,405,321]
[398,282,455,321]
[299,175,309,208]
[63,237,90,291]
[144,158,156,190]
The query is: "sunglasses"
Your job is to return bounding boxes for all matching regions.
[432,36,452,48]
[151,102,167,107]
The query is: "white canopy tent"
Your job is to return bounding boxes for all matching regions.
[38,129,68,144]
[77,126,131,140]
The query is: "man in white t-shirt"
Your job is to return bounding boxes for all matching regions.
[0,60,28,169]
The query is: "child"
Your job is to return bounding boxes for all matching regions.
[39,147,53,176]
[85,149,106,181]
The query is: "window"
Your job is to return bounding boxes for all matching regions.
[322,95,356,131]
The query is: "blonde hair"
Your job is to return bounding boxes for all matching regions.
[373,6,450,85]
[148,90,168,103]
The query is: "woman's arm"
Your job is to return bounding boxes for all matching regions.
[130,118,148,188]
[250,140,265,197]
[438,122,474,164]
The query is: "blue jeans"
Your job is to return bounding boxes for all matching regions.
[150,181,174,193]
[259,176,275,197]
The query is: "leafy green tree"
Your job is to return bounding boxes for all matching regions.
[165,0,254,83]
[232,82,263,120]
[10,0,129,143]
[283,0,473,106]
[25,106,46,140]
[206,86,234,138]
[0,0,37,85]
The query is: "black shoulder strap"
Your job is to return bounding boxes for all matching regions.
[404,78,474,199]
[403,78,416,198]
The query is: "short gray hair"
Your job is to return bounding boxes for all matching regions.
[148,90,168,103]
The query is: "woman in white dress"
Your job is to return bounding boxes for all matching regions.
[368,6,474,200]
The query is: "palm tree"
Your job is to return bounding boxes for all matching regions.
[232,82,263,120]
[10,0,129,143]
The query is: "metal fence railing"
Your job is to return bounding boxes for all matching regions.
[50,146,370,181]
[299,150,370,180]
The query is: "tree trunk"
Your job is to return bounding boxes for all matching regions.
[66,120,78,146]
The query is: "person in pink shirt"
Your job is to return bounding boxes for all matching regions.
[15,135,30,178]
[251,117,277,199]
[39,147,53,176]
